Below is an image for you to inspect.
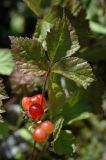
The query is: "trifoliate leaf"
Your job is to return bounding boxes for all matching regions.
[53,130,75,155]
[52,57,94,89]
[10,36,48,70]
[0,49,14,75]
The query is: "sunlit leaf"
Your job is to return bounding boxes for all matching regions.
[52,57,94,89]
[10,36,48,70]
[0,49,14,75]
[46,17,72,63]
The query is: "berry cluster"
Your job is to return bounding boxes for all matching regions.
[22,94,46,120]
[33,120,54,142]
[22,94,54,142]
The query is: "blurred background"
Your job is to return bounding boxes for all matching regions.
[1,0,106,160]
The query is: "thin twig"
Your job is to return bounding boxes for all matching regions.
[41,67,51,106]
[37,140,49,160]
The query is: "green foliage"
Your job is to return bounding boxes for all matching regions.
[0,49,14,75]
[8,1,96,157]
[10,36,48,70]
[23,0,51,17]
[53,130,74,155]
[46,17,72,63]
[62,80,104,125]
[52,57,94,89]
[62,89,91,125]
[53,117,64,142]
[2,0,106,159]
[36,20,52,42]
[19,128,33,144]
[85,0,106,34]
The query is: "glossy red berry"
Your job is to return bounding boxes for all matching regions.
[33,127,47,142]
[31,94,46,108]
[22,97,33,110]
[40,120,54,135]
[29,103,44,121]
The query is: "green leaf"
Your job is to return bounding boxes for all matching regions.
[20,128,33,144]
[90,21,106,34]
[36,20,52,42]
[53,117,64,143]
[52,0,64,6]
[67,0,81,16]
[62,80,104,125]
[68,112,92,125]
[53,130,74,155]
[10,36,48,70]
[44,6,63,24]
[67,29,80,57]
[0,49,14,75]
[35,7,64,48]
[75,36,106,62]
[52,57,94,89]
[48,73,66,119]
[76,47,106,62]
[46,16,72,63]
[23,0,51,16]
[83,0,106,35]
[62,90,91,125]
[66,9,92,48]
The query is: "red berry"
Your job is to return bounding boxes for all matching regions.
[31,94,46,108]
[40,120,54,135]
[29,103,44,121]
[33,127,46,142]
[22,97,33,110]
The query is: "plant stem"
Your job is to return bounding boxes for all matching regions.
[29,141,36,160]
[41,67,51,106]
[37,140,49,160]
[30,67,51,160]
